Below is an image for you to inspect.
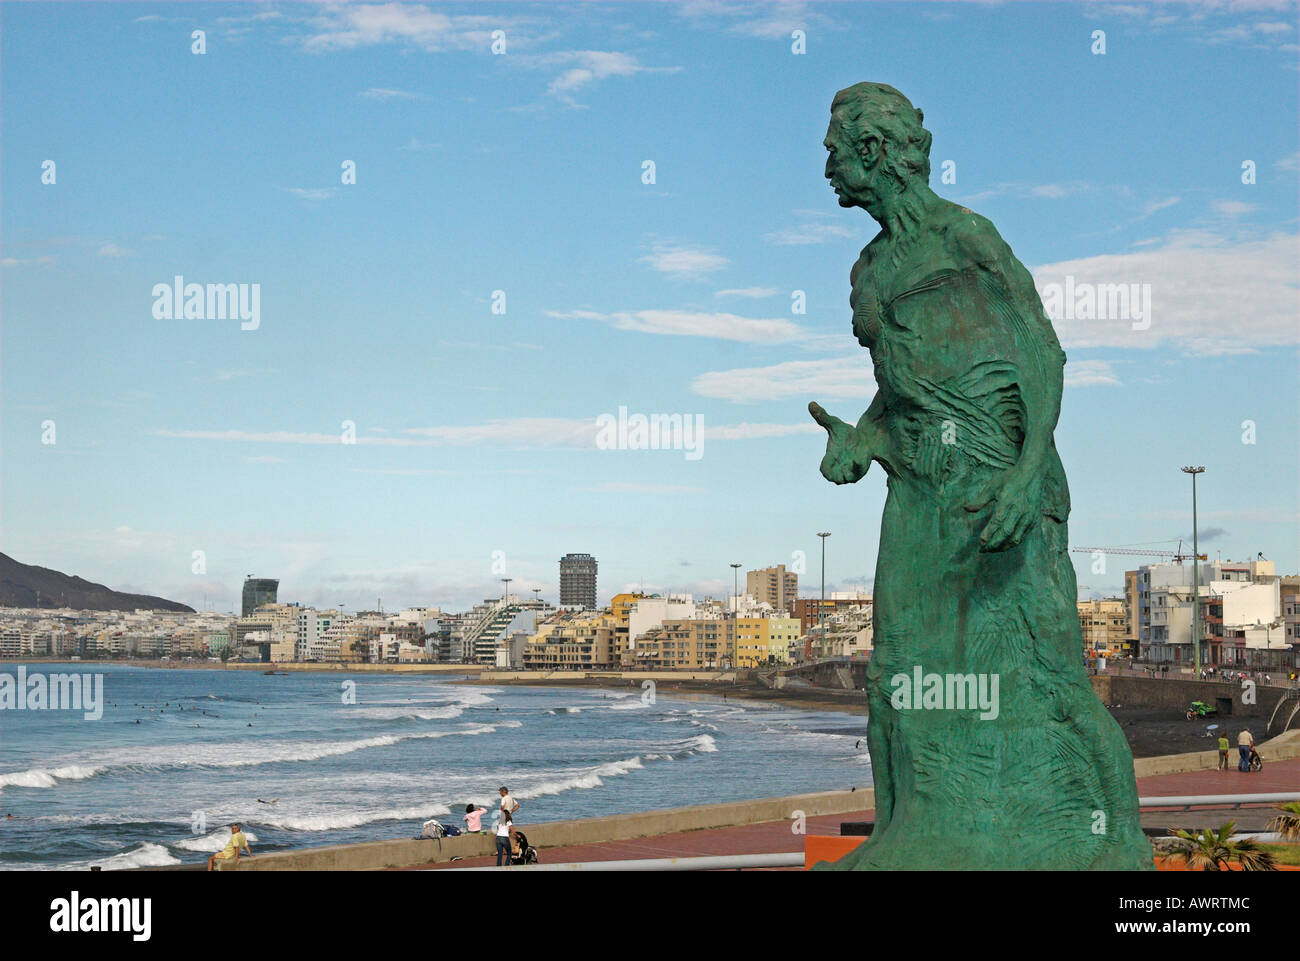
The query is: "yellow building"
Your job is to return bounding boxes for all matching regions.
[734,616,801,667]
[626,618,732,670]
[522,611,619,670]
[1078,598,1129,656]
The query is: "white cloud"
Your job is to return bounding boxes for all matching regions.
[545,50,678,97]
[96,243,133,258]
[297,4,499,53]
[1032,230,1299,355]
[716,287,781,299]
[548,308,804,343]
[638,242,729,279]
[704,422,820,440]
[1213,200,1258,216]
[959,181,1107,204]
[1141,196,1181,217]
[693,357,875,403]
[577,482,704,494]
[157,417,815,449]
[1063,359,1121,388]
[359,87,424,100]
[763,222,855,246]
[284,187,338,201]
[1,255,57,267]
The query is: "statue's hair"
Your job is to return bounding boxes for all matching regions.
[831,82,932,185]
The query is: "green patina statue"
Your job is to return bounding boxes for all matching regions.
[810,82,1150,870]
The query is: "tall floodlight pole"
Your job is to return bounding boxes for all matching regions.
[729,563,742,670]
[532,587,541,605]
[502,577,513,605]
[818,532,832,659]
[1181,467,1205,675]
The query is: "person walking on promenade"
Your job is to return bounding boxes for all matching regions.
[464,803,488,834]
[1237,729,1254,772]
[207,823,251,871]
[1217,733,1230,770]
[498,785,519,819]
[494,810,514,866]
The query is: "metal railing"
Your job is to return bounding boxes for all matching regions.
[434,793,1300,871]
[442,852,805,872]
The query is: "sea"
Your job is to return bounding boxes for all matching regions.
[0,665,871,869]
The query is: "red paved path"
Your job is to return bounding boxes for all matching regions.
[413,758,1299,870]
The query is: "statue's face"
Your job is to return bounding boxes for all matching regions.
[824,113,881,214]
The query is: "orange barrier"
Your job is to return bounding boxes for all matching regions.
[804,835,866,869]
[1155,856,1300,871]
[803,841,1300,871]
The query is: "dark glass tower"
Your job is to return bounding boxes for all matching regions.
[241,577,279,617]
[559,553,597,610]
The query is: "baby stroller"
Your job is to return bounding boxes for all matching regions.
[510,830,539,865]
[1249,746,1263,772]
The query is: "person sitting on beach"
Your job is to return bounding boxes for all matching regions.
[207,823,252,871]
[464,803,488,834]
[494,811,513,867]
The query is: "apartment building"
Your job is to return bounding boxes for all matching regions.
[521,611,618,670]
[746,565,798,615]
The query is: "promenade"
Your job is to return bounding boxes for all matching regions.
[412,757,1300,870]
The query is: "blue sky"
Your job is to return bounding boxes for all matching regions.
[2,1,1297,613]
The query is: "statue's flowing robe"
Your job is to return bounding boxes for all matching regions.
[837,207,1151,870]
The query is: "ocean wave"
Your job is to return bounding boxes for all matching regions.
[173,827,262,853]
[678,734,718,754]
[345,705,465,721]
[255,803,452,832]
[606,699,651,711]
[0,722,518,790]
[0,765,104,789]
[41,843,183,872]
[513,757,645,801]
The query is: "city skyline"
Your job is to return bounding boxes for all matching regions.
[3,1,1297,613]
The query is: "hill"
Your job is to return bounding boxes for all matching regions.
[0,553,194,612]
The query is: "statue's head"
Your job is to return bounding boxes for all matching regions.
[825,82,932,217]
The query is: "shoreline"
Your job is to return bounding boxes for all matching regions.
[463,672,871,718]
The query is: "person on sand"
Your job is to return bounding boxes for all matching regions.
[464,803,488,834]
[1217,733,1230,771]
[494,810,513,866]
[207,823,251,871]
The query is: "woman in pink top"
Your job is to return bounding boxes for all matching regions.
[463,803,488,833]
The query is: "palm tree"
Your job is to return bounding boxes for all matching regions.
[1266,802,1300,843]
[1165,822,1277,871]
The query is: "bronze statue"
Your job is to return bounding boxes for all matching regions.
[810,82,1150,869]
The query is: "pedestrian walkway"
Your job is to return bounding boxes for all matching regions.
[410,757,1297,870]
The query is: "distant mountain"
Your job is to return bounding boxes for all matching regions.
[0,553,194,612]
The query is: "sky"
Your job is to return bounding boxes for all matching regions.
[1,0,1297,614]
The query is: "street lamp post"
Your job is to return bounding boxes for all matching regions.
[817,532,832,660]
[729,563,742,670]
[1181,466,1205,676]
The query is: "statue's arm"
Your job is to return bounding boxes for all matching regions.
[809,391,893,484]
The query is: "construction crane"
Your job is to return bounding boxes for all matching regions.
[1071,543,1206,562]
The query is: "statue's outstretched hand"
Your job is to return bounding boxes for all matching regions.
[810,401,869,485]
[964,467,1043,552]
